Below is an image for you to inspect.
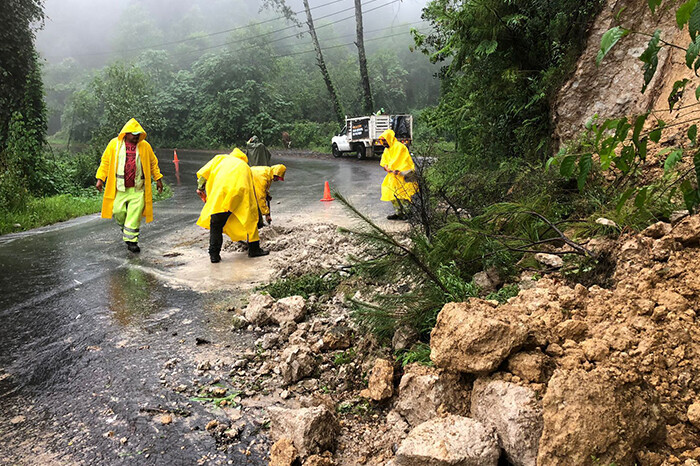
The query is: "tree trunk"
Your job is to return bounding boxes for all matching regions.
[302,0,344,125]
[355,0,373,114]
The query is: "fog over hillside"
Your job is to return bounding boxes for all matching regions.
[36,0,428,67]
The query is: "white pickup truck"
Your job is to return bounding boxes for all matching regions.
[331,114,413,159]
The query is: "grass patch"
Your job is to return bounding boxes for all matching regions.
[395,343,433,367]
[259,272,340,299]
[0,182,173,235]
[191,388,241,408]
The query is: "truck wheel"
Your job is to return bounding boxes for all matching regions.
[356,144,366,160]
[332,144,342,158]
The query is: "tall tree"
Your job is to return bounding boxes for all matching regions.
[0,0,46,152]
[355,0,373,114]
[301,0,345,125]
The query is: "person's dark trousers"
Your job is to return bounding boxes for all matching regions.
[209,211,232,256]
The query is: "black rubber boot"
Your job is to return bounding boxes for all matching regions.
[248,241,269,257]
[209,212,231,261]
[126,241,140,253]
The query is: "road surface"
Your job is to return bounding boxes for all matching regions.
[0,149,389,465]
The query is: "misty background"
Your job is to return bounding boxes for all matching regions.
[36,0,440,145]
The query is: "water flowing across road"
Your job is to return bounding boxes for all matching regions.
[0,149,389,464]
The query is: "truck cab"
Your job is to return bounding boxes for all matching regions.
[332,114,412,159]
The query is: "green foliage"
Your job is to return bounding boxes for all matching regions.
[0,194,101,235]
[259,272,340,299]
[596,27,629,65]
[485,283,520,303]
[395,343,433,367]
[285,121,338,151]
[639,30,662,92]
[416,0,604,164]
[191,389,240,408]
[333,348,357,366]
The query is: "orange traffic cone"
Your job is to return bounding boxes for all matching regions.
[320,181,334,202]
[173,149,180,174]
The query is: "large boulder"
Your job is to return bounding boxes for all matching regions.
[537,368,664,465]
[280,345,317,384]
[243,293,275,326]
[471,378,543,466]
[360,358,394,401]
[393,415,500,466]
[269,406,339,457]
[271,296,307,324]
[395,364,470,427]
[430,300,527,374]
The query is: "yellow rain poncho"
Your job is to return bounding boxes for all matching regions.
[379,129,418,202]
[196,150,260,242]
[229,148,249,164]
[95,118,163,222]
[251,164,286,215]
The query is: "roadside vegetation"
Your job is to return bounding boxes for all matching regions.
[322,0,700,348]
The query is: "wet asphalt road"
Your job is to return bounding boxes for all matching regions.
[0,149,389,465]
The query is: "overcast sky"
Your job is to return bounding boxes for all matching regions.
[36,0,430,66]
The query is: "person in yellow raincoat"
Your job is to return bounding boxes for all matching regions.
[95,118,163,253]
[195,148,268,263]
[251,164,286,226]
[378,129,418,220]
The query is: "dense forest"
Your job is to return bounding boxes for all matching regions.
[41,0,440,149]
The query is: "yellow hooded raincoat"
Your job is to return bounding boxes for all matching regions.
[95,119,163,222]
[251,164,286,215]
[196,150,260,242]
[379,129,418,202]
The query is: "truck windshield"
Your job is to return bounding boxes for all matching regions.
[339,126,346,136]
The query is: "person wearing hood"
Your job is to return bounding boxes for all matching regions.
[251,164,286,226]
[246,135,272,167]
[378,129,418,220]
[95,118,163,253]
[195,148,269,263]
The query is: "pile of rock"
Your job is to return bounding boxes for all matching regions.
[366,216,700,465]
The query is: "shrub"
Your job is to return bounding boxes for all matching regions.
[284,120,338,151]
[259,272,340,299]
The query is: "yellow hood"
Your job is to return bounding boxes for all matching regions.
[271,164,286,180]
[118,118,147,143]
[230,148,248,164]
[379,129,413,172]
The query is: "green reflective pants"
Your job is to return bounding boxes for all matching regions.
[113,188,145,243]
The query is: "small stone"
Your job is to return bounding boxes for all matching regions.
[534,253,564,269]
[362,358,394,401]
[280,344,317,384]
[10,415,25,425]
[393,415,500,466]
[269,437,298,466]
[269,406,339,457]
[688,402,700,429]
[160,414,173,425]
[507,350,550,383]
[271,296,307,324]
[581,338,610,362]
[642,221,672,239]
[205,420,220,431]
[595,217,618,228]
[120,437,128,445]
